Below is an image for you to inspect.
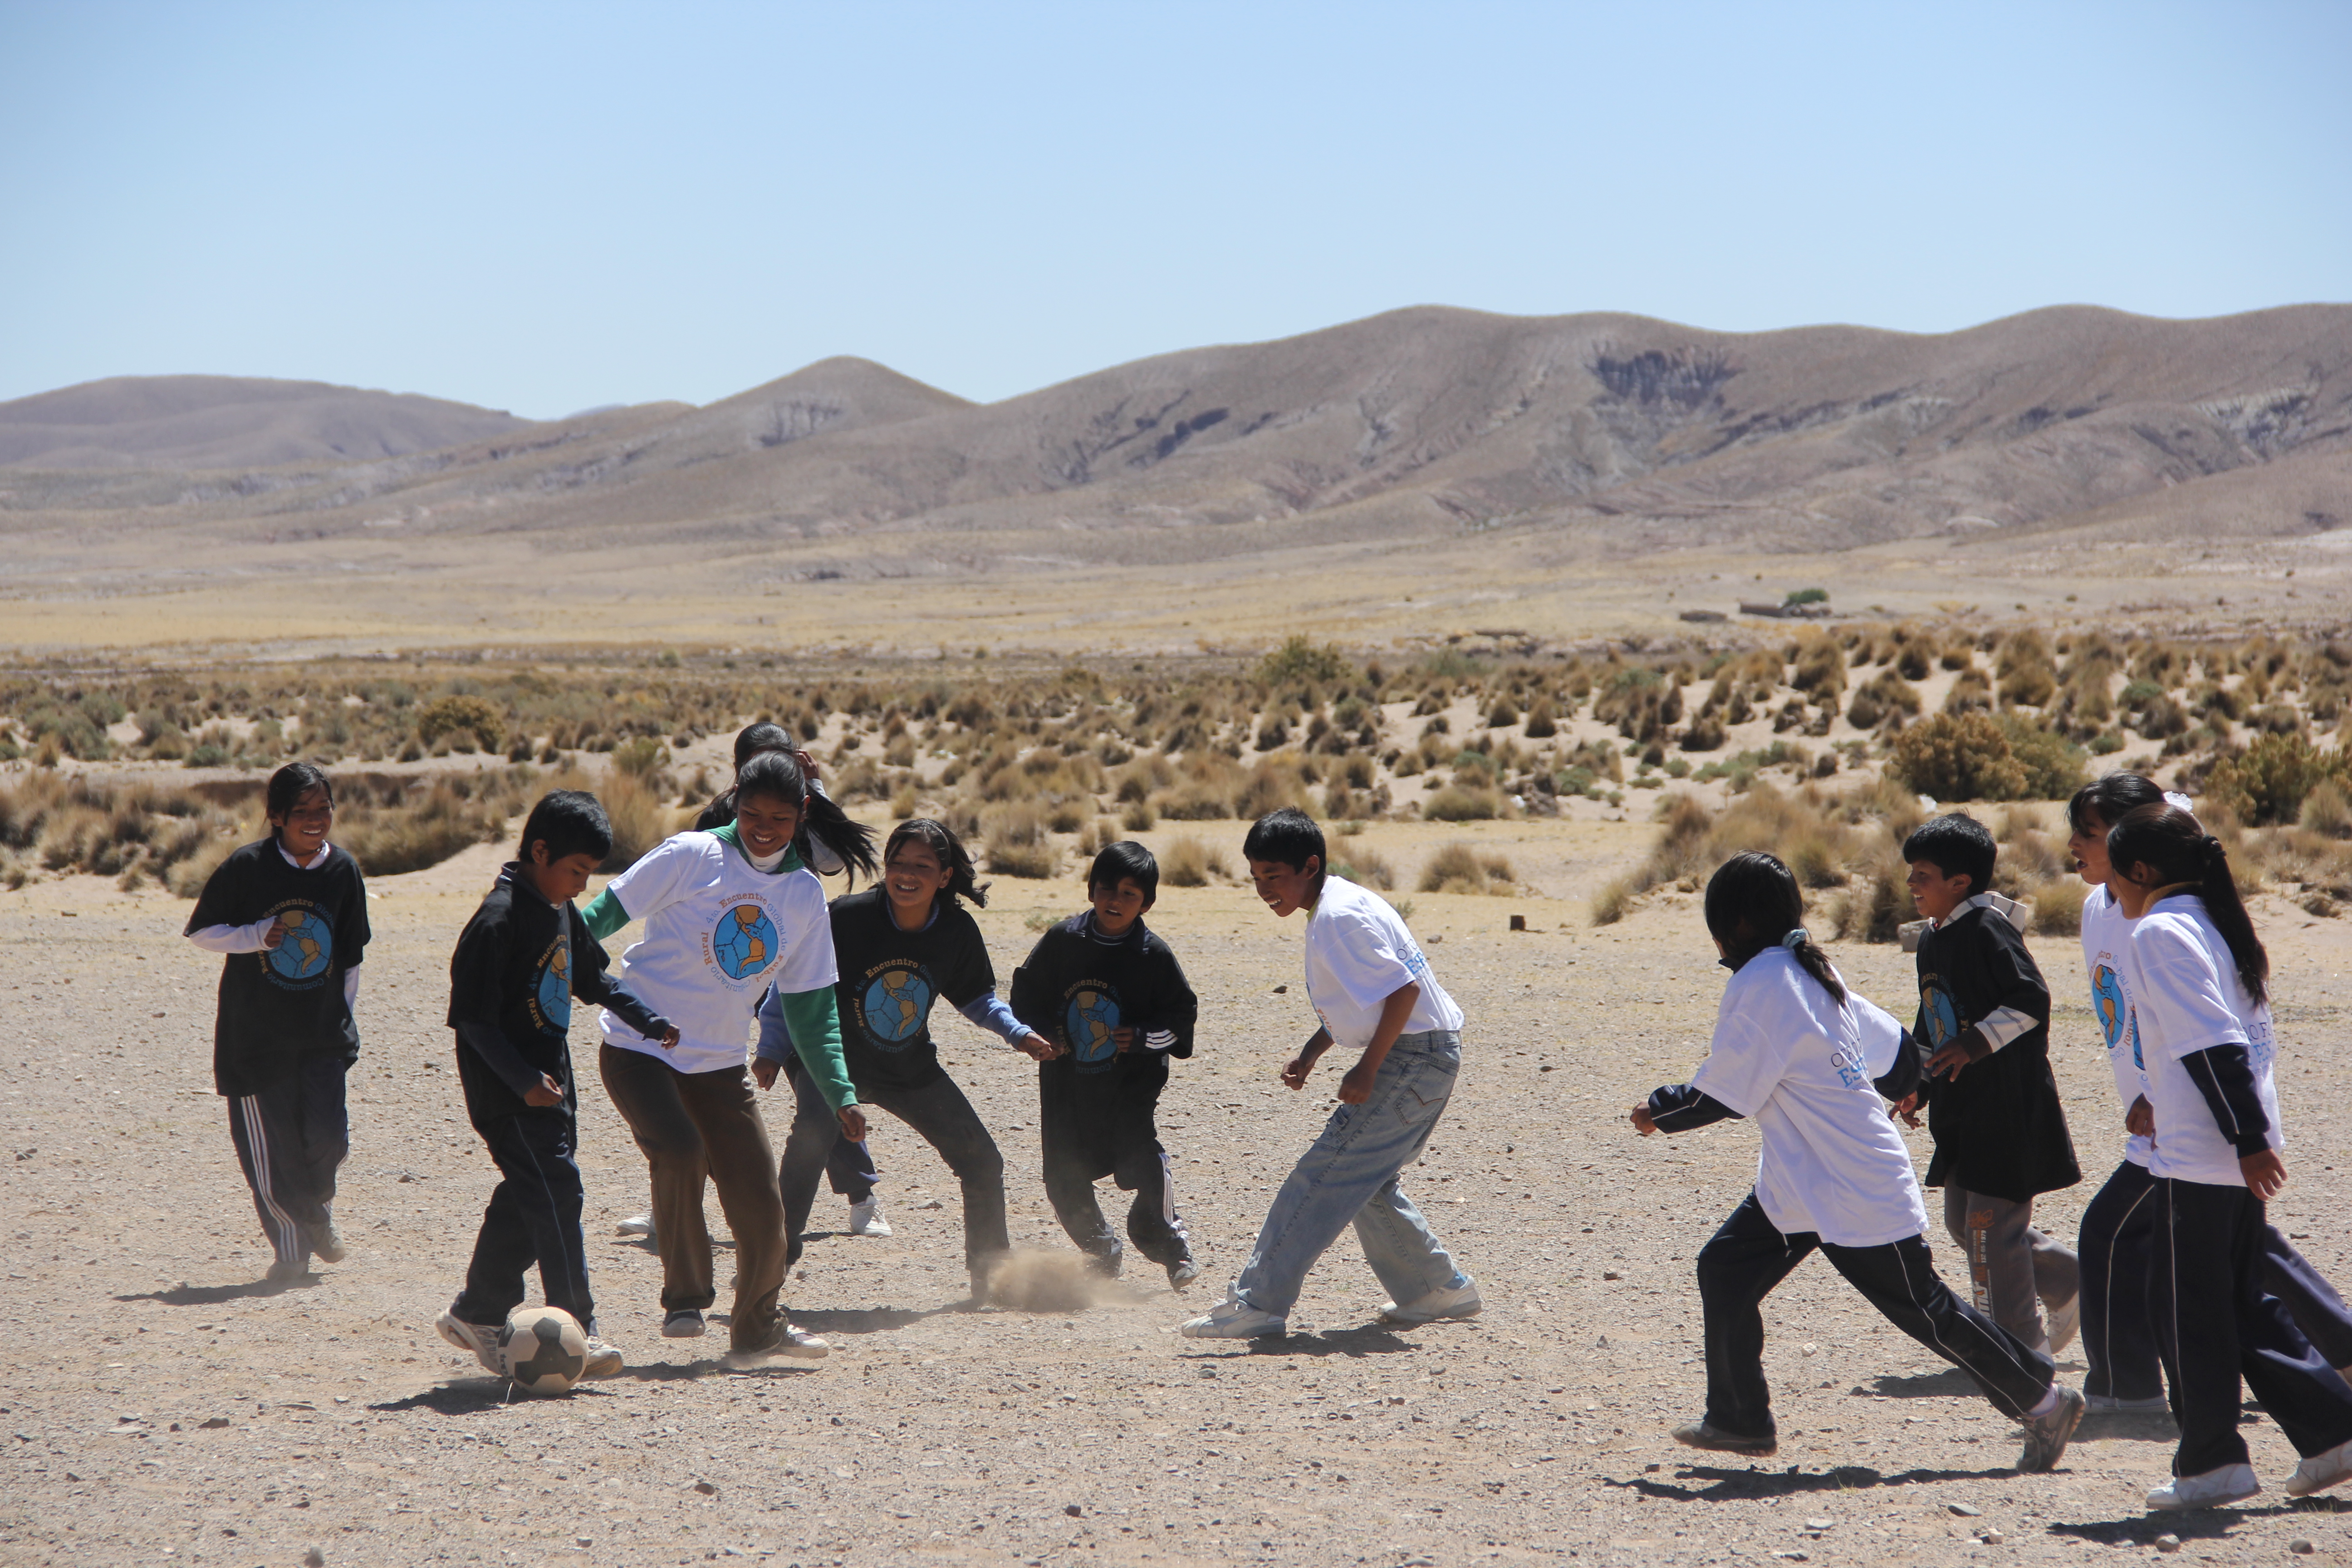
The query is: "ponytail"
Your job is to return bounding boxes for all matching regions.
[2108,803,2268,1005]
[885,818,989,909]
[734,749,879,888]
[1703,850,1847,1006]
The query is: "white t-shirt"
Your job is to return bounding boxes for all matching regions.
[599,831,838,1074]
[1690,949,1930,1249]
[2080,884,2154,1168]
[1302,876,1465,1051]
[2127,892,2282,1187]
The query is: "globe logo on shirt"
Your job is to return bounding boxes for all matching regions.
[535,936,572,1031]
[1065,987,1122,1072]
[1920,984,1960,1049]
[711,903,779,981]
[2092,965,2127,1052]
[861,964,933,1050]
[264,907,334,988]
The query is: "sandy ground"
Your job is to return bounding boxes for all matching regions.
[3,816,2349,1568]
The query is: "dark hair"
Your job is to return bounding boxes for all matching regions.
[2067,772,2165,837]
[1703,851,1847,1005]
[1242,807,1325,879]
[731,721,794,769]
[265,762,334,822]
[1902,812,1996,896]
[735,749,877,885]
[520,790,613,864]
[1088,840,1159,903]
[883,818,987,908]
[2108,803,2268,1005]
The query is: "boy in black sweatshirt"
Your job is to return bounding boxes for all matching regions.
[436,791,675,1377]
[1906,813,2082,1356]
[1012,842,1203,1289]
[184,763,372,1284]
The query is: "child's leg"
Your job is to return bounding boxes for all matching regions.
[824,1134,880,1205]
[2152,1176,2263,1476]
[295,1054,351,1223]
[1115,1129,1191,1270]
[1695,1193,1817,1439]
[1036,1063,1118,1264]
[2262,1227,2352,1372]
[226,1076,318,1266]
[453,1111,592,1324]
[862,1074,1011,1271]
[598,1044,715,1314]
[1352,1173,1465,1306]
[2077,1159,2165,1402]
[776,1060,848,1269]
[673,1063,788,1354]
[1818,1234,2053,1422]
[1951,1186,2051,1345]
[2023,1206,2081,1314]
[1231,1030,1461,1318]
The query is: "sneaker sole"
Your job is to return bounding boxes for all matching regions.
[435,1315,504,1374]
[1178,1321,1286,1339]
[2286,1467,2352,1499]
[1672,1428,1777,1457]
[2148,1485,2260,1511]
[662,1321,706,1339]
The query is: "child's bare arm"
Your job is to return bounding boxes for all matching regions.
[1280,1029,1333,1090]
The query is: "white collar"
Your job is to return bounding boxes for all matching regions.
[1932,890,2022,931]
[277,841,332,871]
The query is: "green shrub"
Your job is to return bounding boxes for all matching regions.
[2202,734,2352,826]
[416,694,505,748]
[1891,713,2028,802]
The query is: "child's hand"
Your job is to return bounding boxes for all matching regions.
[524,1073,564,1108]
[751,1058,780,1091]
[837,1105,867,1142]
[2240,1147,2287,1200]
[1016,1031,1058,1062]
[261,914,295,951]
[1924,1027,1989,1081]
[1628,1103,1658,1137]
[794,749,823,784]
[2125,1095,2155,1139]
[658,1025,681,1051]
[1279,1053,1316,1091]
[1892,1092,1922,1128]
[1336,1058,1378,1104]
[1112,1026,1138,1054]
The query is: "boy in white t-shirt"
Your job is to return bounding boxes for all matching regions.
[1179,809,1478,1338]
[1631,852,2083,1471]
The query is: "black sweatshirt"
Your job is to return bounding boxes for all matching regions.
[446,862,670,1129]
[1914,903,2080,1201]
[828,887,999,1093]
[1012,913,1200,1088]
[185,839,371,1097]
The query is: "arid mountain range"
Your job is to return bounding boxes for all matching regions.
[3,304,2347,652]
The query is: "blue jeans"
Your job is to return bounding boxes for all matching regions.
[1233,1029,1469,1317]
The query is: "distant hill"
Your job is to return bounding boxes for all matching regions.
[4,305,2348,581]
[0,375,532,470]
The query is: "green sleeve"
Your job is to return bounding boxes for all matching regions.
[783,986,858,1112]
[580,886,630,941]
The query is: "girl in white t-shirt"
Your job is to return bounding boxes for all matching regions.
[580,750,871,1367]
[1632,851,2082,1470]
[2105,804,2352,1510]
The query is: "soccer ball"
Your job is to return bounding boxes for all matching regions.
[500,1305,588,1396]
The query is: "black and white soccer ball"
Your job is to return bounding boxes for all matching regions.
[500,1305,588,1396]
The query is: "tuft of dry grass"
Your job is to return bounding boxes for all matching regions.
[1424,784,1504,822]
[2029,877,2088,936]
[1160,833,1230,888]
[1330,843,1395,891]
[981,801,1057,879]
[1417,842,1517,896]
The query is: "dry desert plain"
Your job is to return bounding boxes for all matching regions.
[2,809,2350,1568]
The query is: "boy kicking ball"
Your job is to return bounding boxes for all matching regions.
[1180,809,1478,1339]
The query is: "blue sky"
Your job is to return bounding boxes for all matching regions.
[3,1,2346,419]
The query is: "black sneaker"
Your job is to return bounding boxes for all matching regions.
[1671,1419,1777,1457]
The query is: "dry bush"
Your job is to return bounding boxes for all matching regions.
[339,779,508,876]
[1424,785,1504,822]
[1826,835,1911,944]
[981,801,1058,879]
[2202,733,2352,826]
[2030,878,2088,936]
[1417,842,1516,896]
[1995,629,2058,708]
[1160,834,1228,887]
[1891,713,2028,802]
[2300,778,2352,838]
[1153,752,1246,820]
[1329,843,1395,891]
[1119,798,1156,832]
[1235,759,1312,821]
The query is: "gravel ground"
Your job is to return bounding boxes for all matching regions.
[2,817,2347,1568]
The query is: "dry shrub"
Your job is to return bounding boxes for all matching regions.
[544,766,681,872]
[2030,878,2088,936]
[1153,752,1245,820]
[1891,712,2028,802]
[1826,836,1911,943]
[340,778,509,876]
[2202,733,2352,826]
[1235,759,1312,821]
[2301,778,2352,838]
[1160,834,1228,887]
[1119,798,1156,832]
[1329,843,1395,891]
[1424,785,1504,822]
[982,801,1058,879]
[1417,842,1516,896]
[1598,781,1884,927]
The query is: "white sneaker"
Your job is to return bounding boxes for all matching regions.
[2044,1294,2081,1357]
[847,1198,892,1237]
[2085,1392,2171,1415]
[617,1215,655,1239]
[2145,1462,2260,1511]
[1377,1278,1484,1325]
[307,1214,349,1264]
[1178,1295,1286,1339]
[580,1318,624,1379]
[435,1311,504,1375]
[2285,1436,2352,1498]
[724,1323,829,1367]
[662,1308,705,1339]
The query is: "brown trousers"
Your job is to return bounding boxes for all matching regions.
[599,1044,787,1352]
